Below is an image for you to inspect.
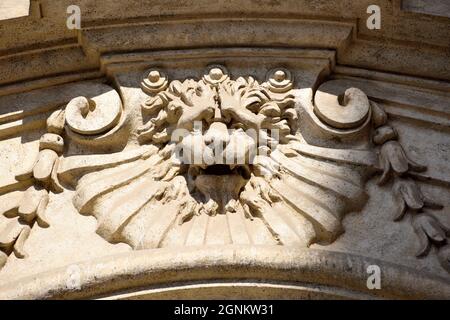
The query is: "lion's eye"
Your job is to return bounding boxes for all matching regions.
[230,122,246,130]
[195,85,204,96]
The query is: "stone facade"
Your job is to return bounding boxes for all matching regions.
[0,1,449,299]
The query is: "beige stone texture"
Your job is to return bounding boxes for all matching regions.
[0,1,449,299]
[0,0,29,21]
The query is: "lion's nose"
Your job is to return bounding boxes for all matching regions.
[204,122,230,149]
[213,106,222,122]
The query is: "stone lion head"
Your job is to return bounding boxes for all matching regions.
[70,66,368,250]
[137,66,297,218]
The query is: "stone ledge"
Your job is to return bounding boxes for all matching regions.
[1,246,449,299]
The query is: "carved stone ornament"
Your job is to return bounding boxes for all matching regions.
[1,0,450,300]
[0,54,449,299]
[1,63,446,279]
[64,66,374,249]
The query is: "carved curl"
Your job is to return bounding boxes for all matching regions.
[314,82,370,129]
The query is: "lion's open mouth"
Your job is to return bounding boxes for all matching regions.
[189,164,251,180]
[187,164,251,214]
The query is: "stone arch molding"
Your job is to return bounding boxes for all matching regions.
[0,52,449,298]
